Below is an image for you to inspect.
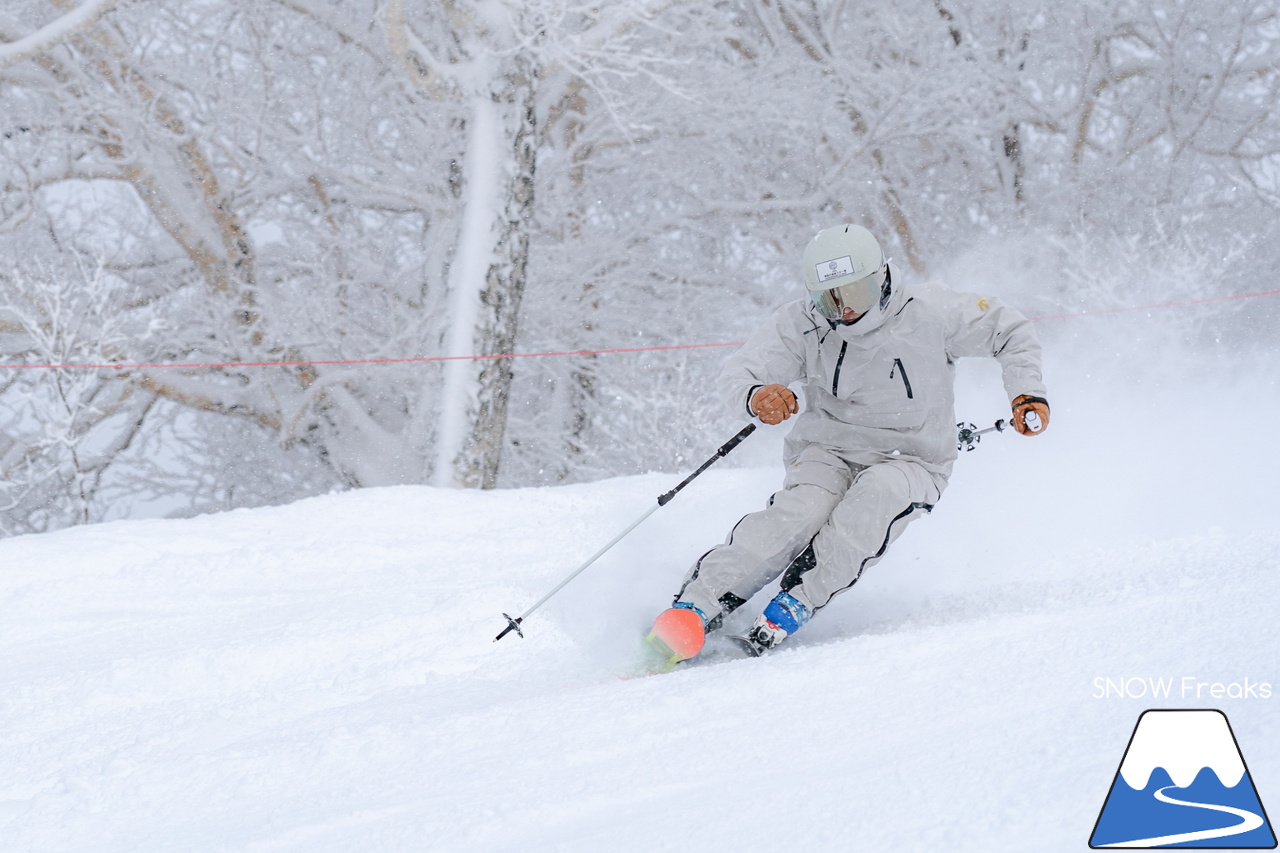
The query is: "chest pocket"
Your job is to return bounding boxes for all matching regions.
[811,337,937,429]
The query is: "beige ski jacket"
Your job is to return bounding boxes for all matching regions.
[722,278,1047,482]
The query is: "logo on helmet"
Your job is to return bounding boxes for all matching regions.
[815,255,855,284]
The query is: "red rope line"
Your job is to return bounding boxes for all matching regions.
[3,287,1277,372]
[0,341,740,371]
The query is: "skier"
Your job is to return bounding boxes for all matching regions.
[648,223,1050,661]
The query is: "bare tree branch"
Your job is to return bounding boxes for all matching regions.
[0,0,120,68]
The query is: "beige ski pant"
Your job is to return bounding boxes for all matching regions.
[677,445,943,622]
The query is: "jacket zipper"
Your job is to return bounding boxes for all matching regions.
[832,342,848,396]
[890,358,914,399]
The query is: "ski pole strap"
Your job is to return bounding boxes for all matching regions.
[657,423,757,506]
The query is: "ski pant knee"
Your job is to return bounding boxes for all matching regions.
[787,460,941,612]
[675,454,852,620]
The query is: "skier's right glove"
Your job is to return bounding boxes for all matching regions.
[750,384,798,425]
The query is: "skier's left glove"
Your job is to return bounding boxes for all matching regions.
[1011,395,1050,435]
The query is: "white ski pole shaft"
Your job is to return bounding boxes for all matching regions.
[956,418,1009,452]
[494,502,661,642]
[494,423,757,642]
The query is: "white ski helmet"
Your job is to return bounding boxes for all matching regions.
[803,224,888,321]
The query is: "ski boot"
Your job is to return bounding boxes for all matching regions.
[646,602,708,666]
[740,592,810,656]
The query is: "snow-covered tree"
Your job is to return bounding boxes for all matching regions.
[2,0,1278,534]
[0,259,153,535]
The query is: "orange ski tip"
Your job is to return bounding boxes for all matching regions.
[648,608,706,661]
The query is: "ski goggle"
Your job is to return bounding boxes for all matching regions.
[809,263,887,320]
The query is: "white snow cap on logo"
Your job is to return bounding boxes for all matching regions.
[1118,710,1247,790]
[815,255,856,284]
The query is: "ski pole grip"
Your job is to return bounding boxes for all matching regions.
[717,422,758,455]
[657,423,757,506]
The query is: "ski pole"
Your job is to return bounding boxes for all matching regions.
[494,422,758,642]
[956,418,1009,452]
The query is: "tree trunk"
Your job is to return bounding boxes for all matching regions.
[433,60,537,488]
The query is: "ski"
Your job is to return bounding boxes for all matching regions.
[725,634,764,657]
[624,632,761,679]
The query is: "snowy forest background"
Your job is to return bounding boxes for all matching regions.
[2,0,1278,537]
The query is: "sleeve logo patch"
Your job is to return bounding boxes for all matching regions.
[816,255,856,283]
[977,298,990,311]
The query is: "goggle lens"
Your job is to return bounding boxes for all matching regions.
[809,266,886,320]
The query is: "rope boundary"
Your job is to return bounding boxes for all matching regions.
[3,287,1277,372]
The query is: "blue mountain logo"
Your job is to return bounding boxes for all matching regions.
[1091,709,1276,848]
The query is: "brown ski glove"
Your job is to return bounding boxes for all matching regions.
[749,384,799,425]
[1011,395,1050,435]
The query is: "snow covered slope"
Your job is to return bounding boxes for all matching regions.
[2,349,1278,852]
